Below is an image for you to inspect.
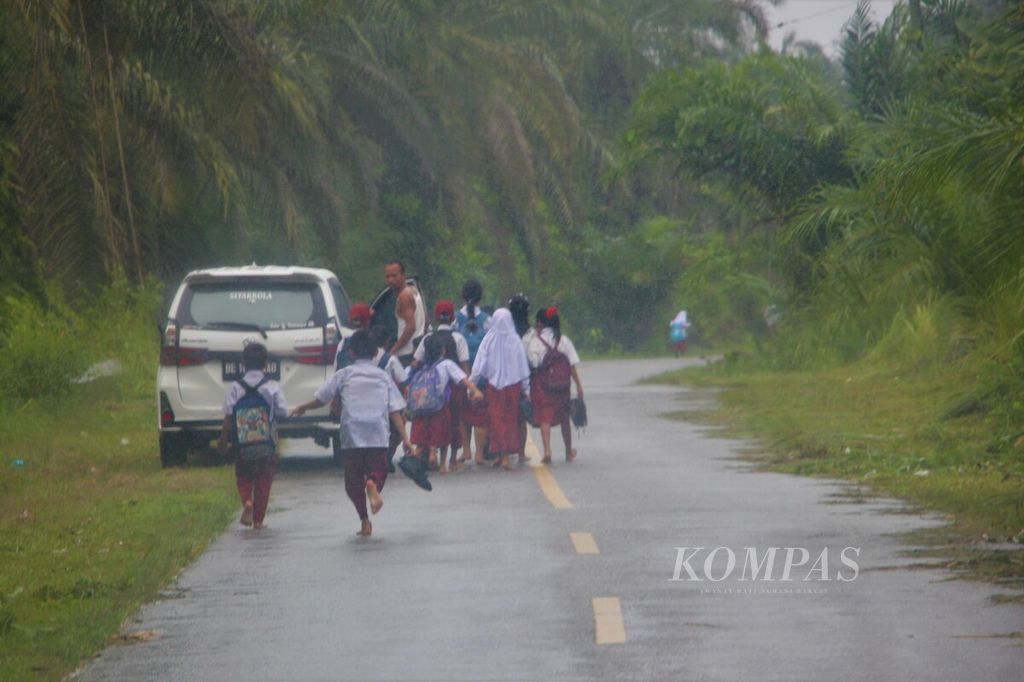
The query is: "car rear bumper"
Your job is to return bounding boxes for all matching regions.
[159,416,339,440]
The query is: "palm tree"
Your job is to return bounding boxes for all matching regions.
[786,2,1024,358]
[1,0,338,285]
[1,0,771,303]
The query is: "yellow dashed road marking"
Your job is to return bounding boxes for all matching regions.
[593,597,626,644]
[533,466,573,509]
[526,431,573,508]
[571,532,600,555]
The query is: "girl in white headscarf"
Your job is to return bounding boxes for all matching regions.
[469,308,531,470]
[670,310,690,356]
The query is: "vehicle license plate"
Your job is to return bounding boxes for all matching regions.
[222,358,280,381]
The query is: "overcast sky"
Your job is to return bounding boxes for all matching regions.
[763,0,899,56]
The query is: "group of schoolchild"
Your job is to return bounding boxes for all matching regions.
[217,279,585,538]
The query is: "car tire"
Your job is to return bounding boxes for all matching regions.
[159,432,189,468]
[331,435,345,468]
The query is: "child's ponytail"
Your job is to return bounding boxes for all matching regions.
[545,306,561,343]
[461,278,483,320]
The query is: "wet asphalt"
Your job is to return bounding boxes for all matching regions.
[76,358,1022,681]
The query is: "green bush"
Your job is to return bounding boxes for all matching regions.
[0,294,86,406]
[77,277,163,397]
[0,278,162,409]
[670,231,778,349]
[865,297,964,370]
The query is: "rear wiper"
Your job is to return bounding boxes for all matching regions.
[202,321,268,339]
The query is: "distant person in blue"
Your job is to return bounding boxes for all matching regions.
[670,310,691,356]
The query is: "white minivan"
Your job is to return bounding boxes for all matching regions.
[156,265,351,466]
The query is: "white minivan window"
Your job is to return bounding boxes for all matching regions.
[179,282,327,330]
[328,279,350,326]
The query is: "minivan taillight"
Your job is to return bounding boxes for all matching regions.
[160,320,178,366]
[295,323,339,365]
[160,347,208,366]
[325,321,339,347]
[160,321,208,366]
[295,345,334,365]
[175,347,209,366]
[160,391,175,426]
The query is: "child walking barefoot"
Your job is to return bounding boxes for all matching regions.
[453,280,492,465]
[412,300,472,471]
[527,306,584,464]
[217,343,288,530]
[291,330,412,537]
[409,333,483,473]
[469,308,531,470]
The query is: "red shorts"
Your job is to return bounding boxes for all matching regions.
[411,403,452,448]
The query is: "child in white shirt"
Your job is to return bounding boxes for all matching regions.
[291,330,413,537]
[217,343,288,529]
[409,333,482,473]
[525,306,584,464]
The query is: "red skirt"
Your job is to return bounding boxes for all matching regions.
[461,388,488,428]
[411,403,452,448]
[533,377,570,425]
[485,384,521,454]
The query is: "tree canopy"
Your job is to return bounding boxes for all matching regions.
[1,0,1020,362]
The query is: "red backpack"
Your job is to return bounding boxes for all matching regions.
[538,336,572,393]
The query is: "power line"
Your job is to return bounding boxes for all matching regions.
[775,1,861,29]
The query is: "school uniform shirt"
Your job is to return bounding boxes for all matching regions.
[373,348,409,388]
[223,370,288,420]
[526,329,581,369]
[521,326,538,351]
[417,358,468,393]
[412,325,470,365]
[313,359,407,449]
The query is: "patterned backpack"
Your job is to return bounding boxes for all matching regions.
[232,377,275,460]
[406,361,450,418]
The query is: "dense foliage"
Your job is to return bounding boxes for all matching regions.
[0,0,768,356]
[0,0,1020,371]
[628,0,1022,366]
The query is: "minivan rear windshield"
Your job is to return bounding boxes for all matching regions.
[178,282,327,330]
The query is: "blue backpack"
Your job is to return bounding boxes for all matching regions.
[455,310,489,365]
[406,361,450,418]
[232,377,275,460]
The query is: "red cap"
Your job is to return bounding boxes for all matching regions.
[435,299,455,318]
[350,303,372,327]
[546,306,559,319]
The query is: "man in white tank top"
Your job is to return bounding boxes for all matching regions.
[384,261,426,366]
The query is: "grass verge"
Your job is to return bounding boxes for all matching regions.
[0,378,234,681]
[649,357,1024,586]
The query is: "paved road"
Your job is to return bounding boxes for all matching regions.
[77,358,1022,681]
